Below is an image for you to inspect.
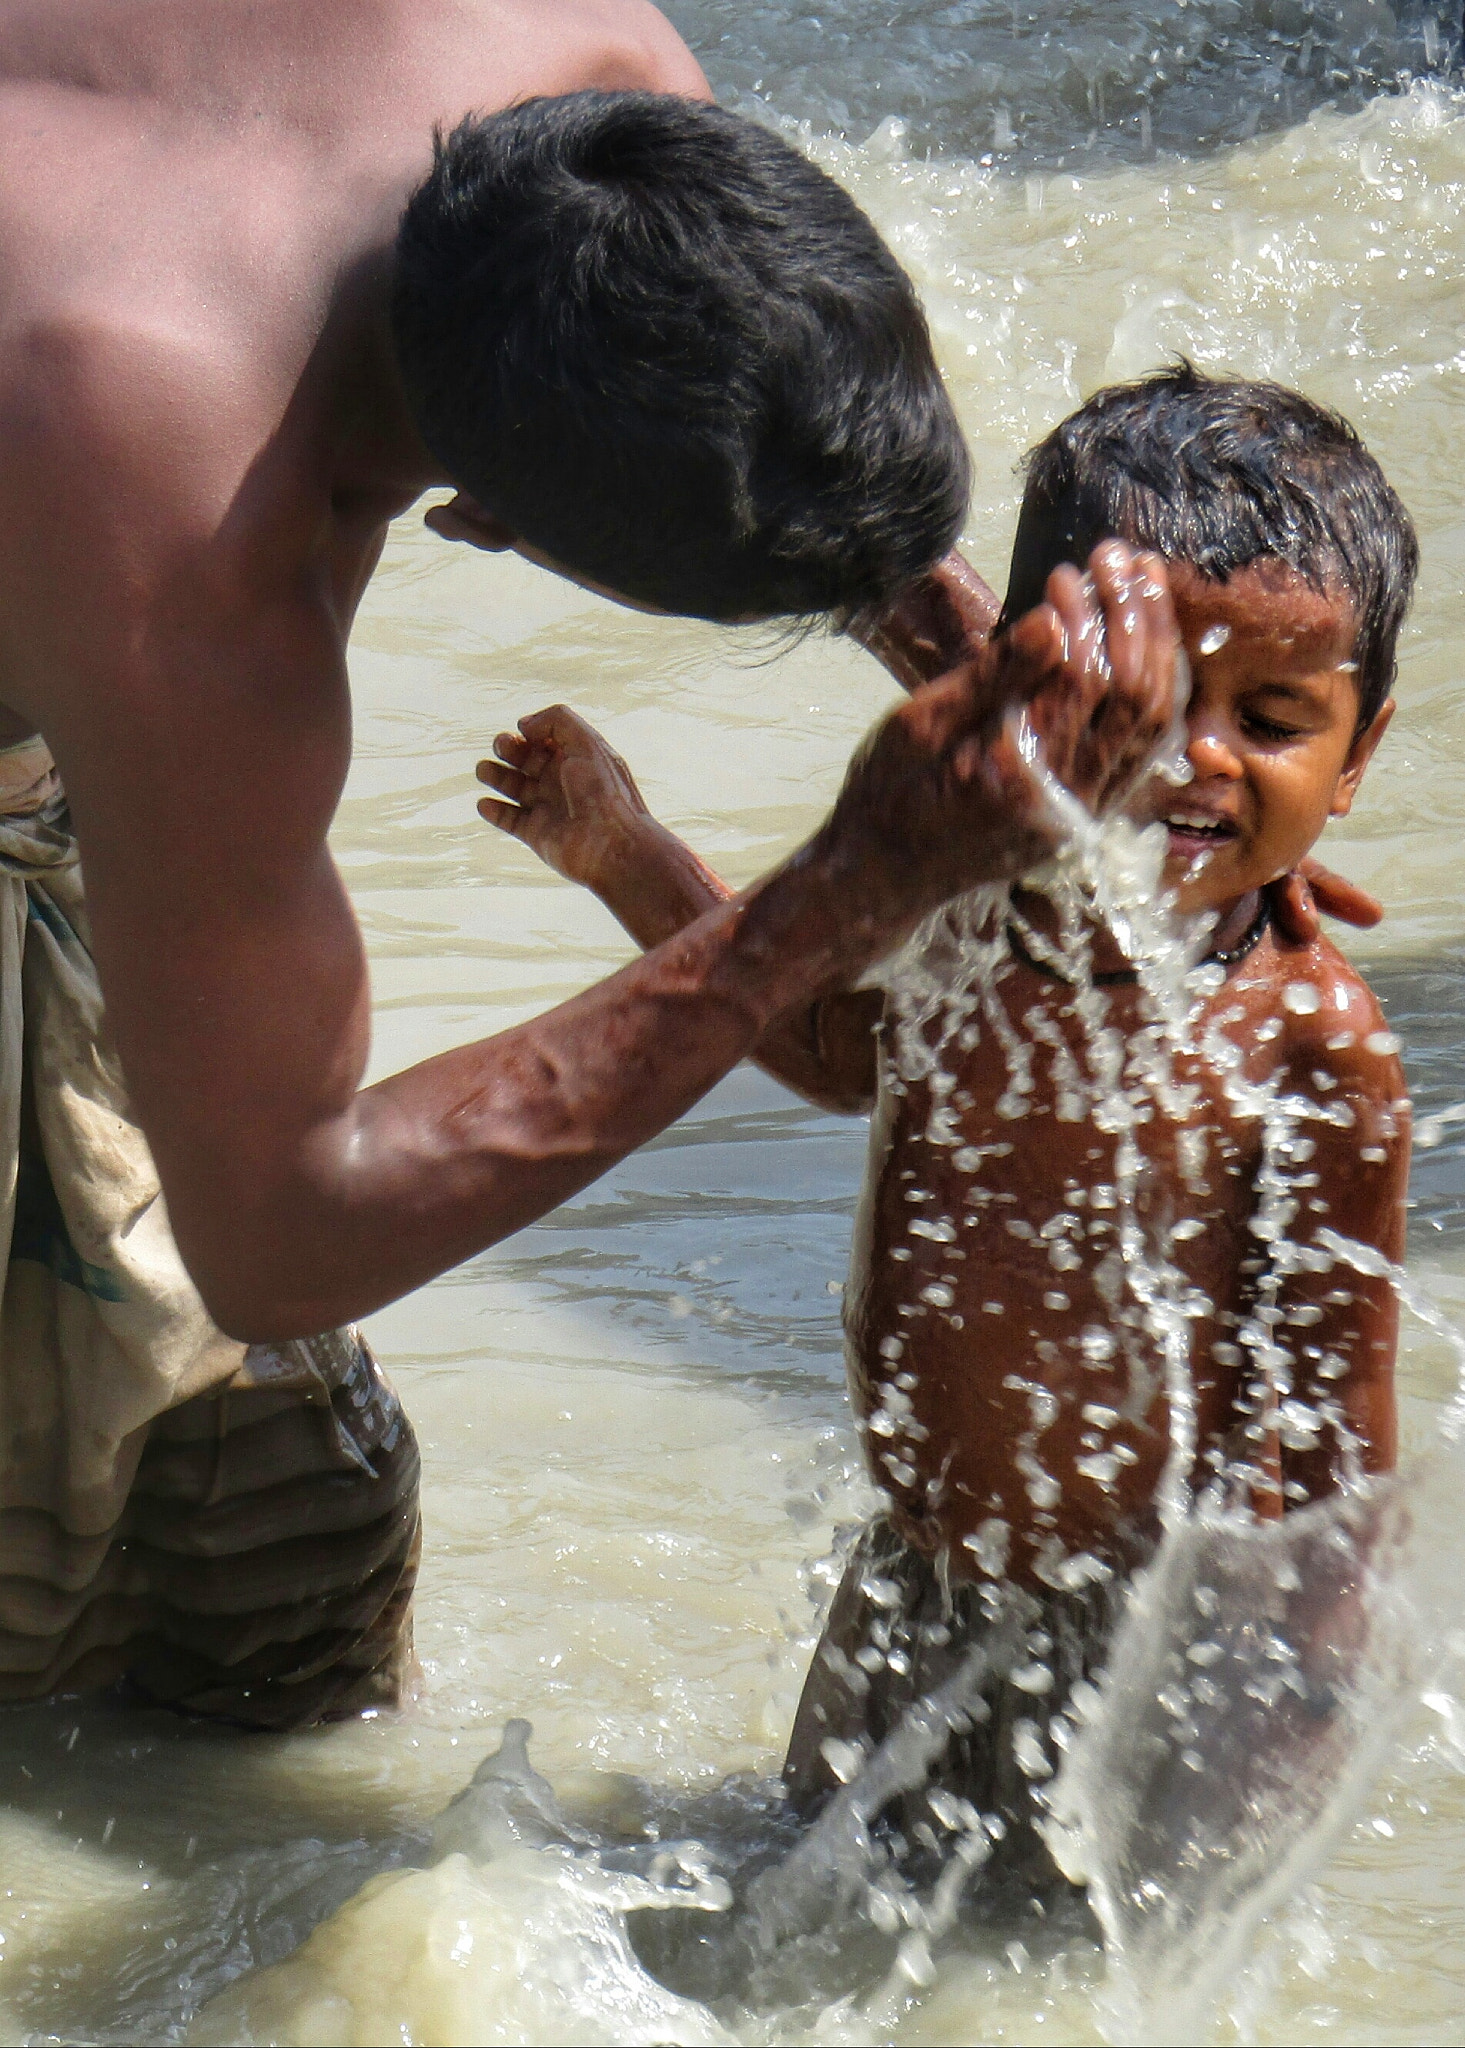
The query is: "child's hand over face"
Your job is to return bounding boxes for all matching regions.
[476,705,651,890]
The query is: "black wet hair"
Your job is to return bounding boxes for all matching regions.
[1001,363,1418,726]
[392,92,970,625]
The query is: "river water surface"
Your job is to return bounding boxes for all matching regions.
[3,9,1465,2045]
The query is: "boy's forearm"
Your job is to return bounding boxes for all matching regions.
[592,816,734,951]
[593,818,878,1111]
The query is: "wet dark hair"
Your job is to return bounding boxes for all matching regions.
[1001,363,1417,726]
[392,92,970,624]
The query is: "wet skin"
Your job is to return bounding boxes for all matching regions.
[846,566,1402,1588]
[483,561,1406,1593]
[0,3,1383,1342]
[0,0,1196,1338]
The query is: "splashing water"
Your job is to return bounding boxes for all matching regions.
[189,742,1465,2048]
[12,66,1465,2048]
[867,738,1465,2039]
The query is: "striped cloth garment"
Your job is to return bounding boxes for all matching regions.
[0,737,419,1727]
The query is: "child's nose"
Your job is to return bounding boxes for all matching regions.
[1186,726,1244,780]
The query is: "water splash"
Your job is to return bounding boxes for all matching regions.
[872,727,1465,2039]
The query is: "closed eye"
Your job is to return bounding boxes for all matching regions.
[1242,712,1305,742]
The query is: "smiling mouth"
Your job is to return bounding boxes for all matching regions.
[1163,810,1240,854]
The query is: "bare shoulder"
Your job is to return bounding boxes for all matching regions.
[1232,931,1409,1195]
[0,301,311,585]
[1261,932,1398,1097]
[415,0,709,100]
[569,0,711,93]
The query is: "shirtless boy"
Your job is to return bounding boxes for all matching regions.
[479,365,1416,1875]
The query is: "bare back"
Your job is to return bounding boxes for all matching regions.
[0,4,1181,1345]
[0,0,740,1338]
[0,0,706,737]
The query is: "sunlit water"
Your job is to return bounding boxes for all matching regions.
[4,24,1465,2046]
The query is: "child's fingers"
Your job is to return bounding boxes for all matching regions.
[477,796,525,835]
[519,703,587,749]
[475,759,530,803]
[493,730,554,778]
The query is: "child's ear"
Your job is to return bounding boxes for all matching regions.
[1330,697,1394,819]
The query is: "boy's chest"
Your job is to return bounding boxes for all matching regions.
[860,969,1266,1318]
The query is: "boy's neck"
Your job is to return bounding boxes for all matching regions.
[1008,884,1265,979]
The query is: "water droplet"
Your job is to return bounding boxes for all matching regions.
[1283,981,1322,1014]
[1012,1721,1053,1779]
[1198,623,1231,654]
[819,1737,867,1784]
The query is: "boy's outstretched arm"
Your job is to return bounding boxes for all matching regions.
[478,707,883,1112]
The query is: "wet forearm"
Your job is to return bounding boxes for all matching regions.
[590,820,877,1111]
[591,817,734,951]
[190,838,892,1337]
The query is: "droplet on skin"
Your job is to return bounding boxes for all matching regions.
[1186,1639,1224,1667]
[1076,1451,1121,1487]
[1198,623,1231,655]
[1043,1290,1070,1311]
[1283,981,1322,1015]
[819,1737,867,1784]
[963,1516,1010,1577]
[1012,1721,1053,1780]
[1364,1030,1401,1055]
[921,1281,956,1307]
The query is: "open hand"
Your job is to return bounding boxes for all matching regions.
[998,543,1181,818]
[819,542,1180,937]
[476,705,652,890]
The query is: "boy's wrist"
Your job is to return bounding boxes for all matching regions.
[577,809,671,901]
[586,811,733,951]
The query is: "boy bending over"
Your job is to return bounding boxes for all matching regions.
[476,367,1416,1885]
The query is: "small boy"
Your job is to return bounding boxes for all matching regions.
[476,366,1415,1886]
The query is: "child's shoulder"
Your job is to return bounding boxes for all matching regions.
[1239,926,1404,1110]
